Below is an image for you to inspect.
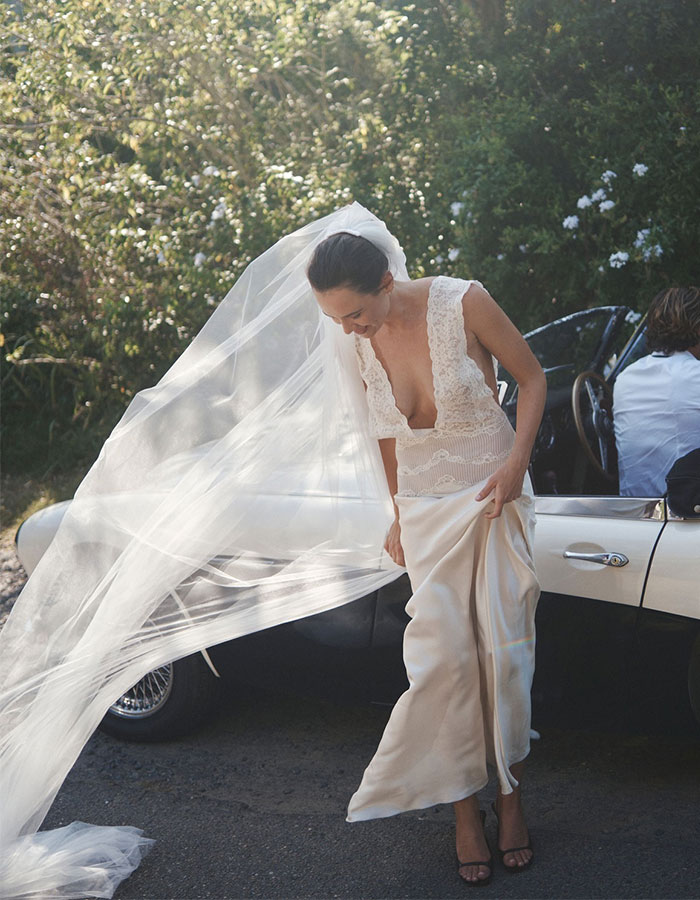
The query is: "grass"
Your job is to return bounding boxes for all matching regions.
[1,414,113,540]
[0,464,90,541]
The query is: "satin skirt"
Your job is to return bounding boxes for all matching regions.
[346,473,540,822]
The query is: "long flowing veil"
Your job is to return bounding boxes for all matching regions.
[0,201,408,898]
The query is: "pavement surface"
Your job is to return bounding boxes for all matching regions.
[42,680,700,900]
[5,529,700,898]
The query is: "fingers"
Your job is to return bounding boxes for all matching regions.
[485,490,521,518]
[388,546,405,566]
[384,536,405,566]
[484,484,506,518]
[475,477,496,502]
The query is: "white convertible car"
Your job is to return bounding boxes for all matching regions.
[15,305,700,738]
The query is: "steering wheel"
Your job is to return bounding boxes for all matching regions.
[571,370,617,481]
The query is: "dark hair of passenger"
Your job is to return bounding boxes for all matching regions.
[645,286,700,354]
[306,231,389,295]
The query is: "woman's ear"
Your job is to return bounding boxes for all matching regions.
[380,271,394,294]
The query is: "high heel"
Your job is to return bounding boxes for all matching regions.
[490,800,534,872]
[456,809,492,886]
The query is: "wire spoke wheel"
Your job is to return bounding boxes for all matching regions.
[109,664,174,719]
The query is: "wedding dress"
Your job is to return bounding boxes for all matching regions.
[346,275,539,820]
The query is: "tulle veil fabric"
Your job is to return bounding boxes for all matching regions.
[0,201,408,898]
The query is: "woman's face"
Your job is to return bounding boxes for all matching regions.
[313,275,393,338]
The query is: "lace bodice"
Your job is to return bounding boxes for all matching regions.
[354,275,510,445]
[354,275,515,497]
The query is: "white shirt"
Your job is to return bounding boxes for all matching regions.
[613,350,700,497]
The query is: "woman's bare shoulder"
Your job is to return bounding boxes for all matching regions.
[460,280,497,315]
[412,275,440,301]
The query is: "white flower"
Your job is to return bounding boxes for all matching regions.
[562,215,579,230]
[576,195,592,209]
[599,200,615,212]
[157,251,166,264]
[642,244,663,261]
[435,254,444,264]
[519,244,527,253]
[601,169,617,184]
[210,199,227,222]
[634,228,650,248]
[632,162,648,177]
[203,166,220,176]
[194,252,207,268]
[450,201,464,217]
[448,248,460,261]
[598,266,605,273]
[496,253,505,261]
[591,188,607,202]
[609,251,629,269]
[191,174,201,187]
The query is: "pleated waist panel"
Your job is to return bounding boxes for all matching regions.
[395,423,515,498]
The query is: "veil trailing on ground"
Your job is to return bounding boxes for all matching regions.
[0,201,408,898]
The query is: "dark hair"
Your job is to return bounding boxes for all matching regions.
[306,231,389,295]
[645,286,700,353]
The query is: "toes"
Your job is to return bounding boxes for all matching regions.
[458,865,476,882]
[504,849,532,867]
[458,864,490,883]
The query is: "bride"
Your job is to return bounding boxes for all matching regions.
[0,201,543,897]
[307,230,545,884]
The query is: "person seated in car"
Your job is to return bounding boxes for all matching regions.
[613,286,700,497]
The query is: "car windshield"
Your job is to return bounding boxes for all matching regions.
[609,315,648,380]
[526,308,626,371]
[498,307,633,400]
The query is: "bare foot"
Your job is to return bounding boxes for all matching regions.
[454,796,492,883]
[494,793,532,869]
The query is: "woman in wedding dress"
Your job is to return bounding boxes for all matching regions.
[307,231,546,885]
[0,202,542,897]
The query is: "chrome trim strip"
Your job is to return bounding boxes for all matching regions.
[534,495,665,520]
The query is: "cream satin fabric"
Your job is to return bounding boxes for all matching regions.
[346,473,539,821]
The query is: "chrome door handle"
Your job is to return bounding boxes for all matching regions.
[563,551,629,567]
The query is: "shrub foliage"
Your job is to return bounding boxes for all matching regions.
[1,0,698,472]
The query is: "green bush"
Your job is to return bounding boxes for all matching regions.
[2,0,698,474]
[1,0,440,472]
[439,0,700,328]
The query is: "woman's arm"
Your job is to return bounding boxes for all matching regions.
[378,437,399,517]
[461,283,547,518]
[378,437,405,565]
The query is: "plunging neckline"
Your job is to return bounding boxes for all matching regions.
[357,276,442,435]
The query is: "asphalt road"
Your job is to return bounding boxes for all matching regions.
[43,678,700,900]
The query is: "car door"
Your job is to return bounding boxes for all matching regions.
[532,494,665,606]
[642,512,700,619]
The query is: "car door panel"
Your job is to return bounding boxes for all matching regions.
[533,496,665,606]
[642,519,700,619]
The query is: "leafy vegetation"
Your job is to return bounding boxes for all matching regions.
[2,0,698,476]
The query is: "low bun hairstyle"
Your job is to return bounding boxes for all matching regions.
[645,286,700,353]
[306,231,389,295]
